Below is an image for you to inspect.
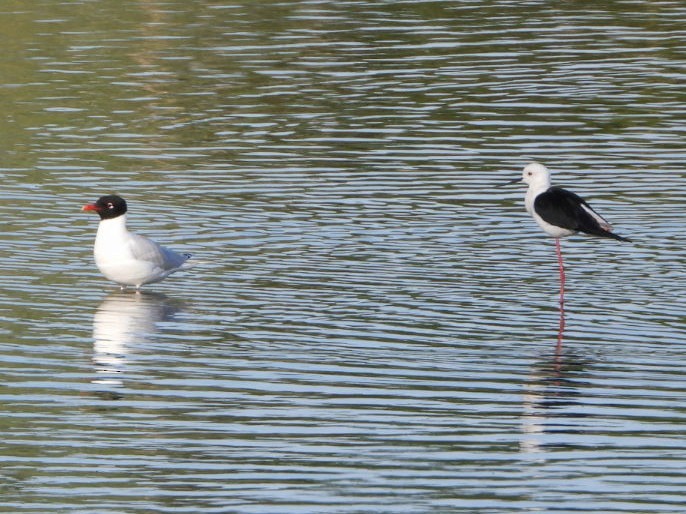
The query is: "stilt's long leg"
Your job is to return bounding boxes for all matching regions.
[555,238,566,349]
[555,238,565,307]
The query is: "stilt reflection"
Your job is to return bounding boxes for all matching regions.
[520,342,588,455]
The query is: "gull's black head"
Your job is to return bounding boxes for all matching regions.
[82,195,128,220]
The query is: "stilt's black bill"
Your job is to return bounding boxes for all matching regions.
[499,178,522,187]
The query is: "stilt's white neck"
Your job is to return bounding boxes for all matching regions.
[524,176,551,215]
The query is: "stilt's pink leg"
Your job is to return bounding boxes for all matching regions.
[555,238,565,307]
[557,294,565,349]
[555,238,566,349]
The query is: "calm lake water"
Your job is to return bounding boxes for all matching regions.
[2,1,686,512]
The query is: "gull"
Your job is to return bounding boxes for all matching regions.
[82,195,192,290]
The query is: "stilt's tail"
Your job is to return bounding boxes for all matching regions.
[606,232,631,243]
[581,227,632,243]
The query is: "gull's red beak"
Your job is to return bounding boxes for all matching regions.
[82,203,100,212]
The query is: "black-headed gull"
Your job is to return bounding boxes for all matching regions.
[82,195,192,290]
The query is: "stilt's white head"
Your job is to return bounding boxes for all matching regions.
[522,162,551,188]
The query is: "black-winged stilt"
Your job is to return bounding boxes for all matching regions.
[505,162,631,307]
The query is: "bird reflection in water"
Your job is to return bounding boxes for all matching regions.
[520,334,590,455]
[92,290,182,392]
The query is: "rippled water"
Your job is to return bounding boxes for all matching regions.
[2,1,686,512]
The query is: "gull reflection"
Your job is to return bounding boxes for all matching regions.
[92,290,182,389]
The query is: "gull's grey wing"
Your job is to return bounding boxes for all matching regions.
[128,233,190,270]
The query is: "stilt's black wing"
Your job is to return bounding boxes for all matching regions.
[534,187,630,241]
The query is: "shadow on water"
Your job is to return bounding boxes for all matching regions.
[91,290,184,396]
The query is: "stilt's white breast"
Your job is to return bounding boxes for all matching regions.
[522,163,576,239]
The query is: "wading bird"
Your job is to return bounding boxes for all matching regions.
[504,162,630,306]
[82,195,192,290]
